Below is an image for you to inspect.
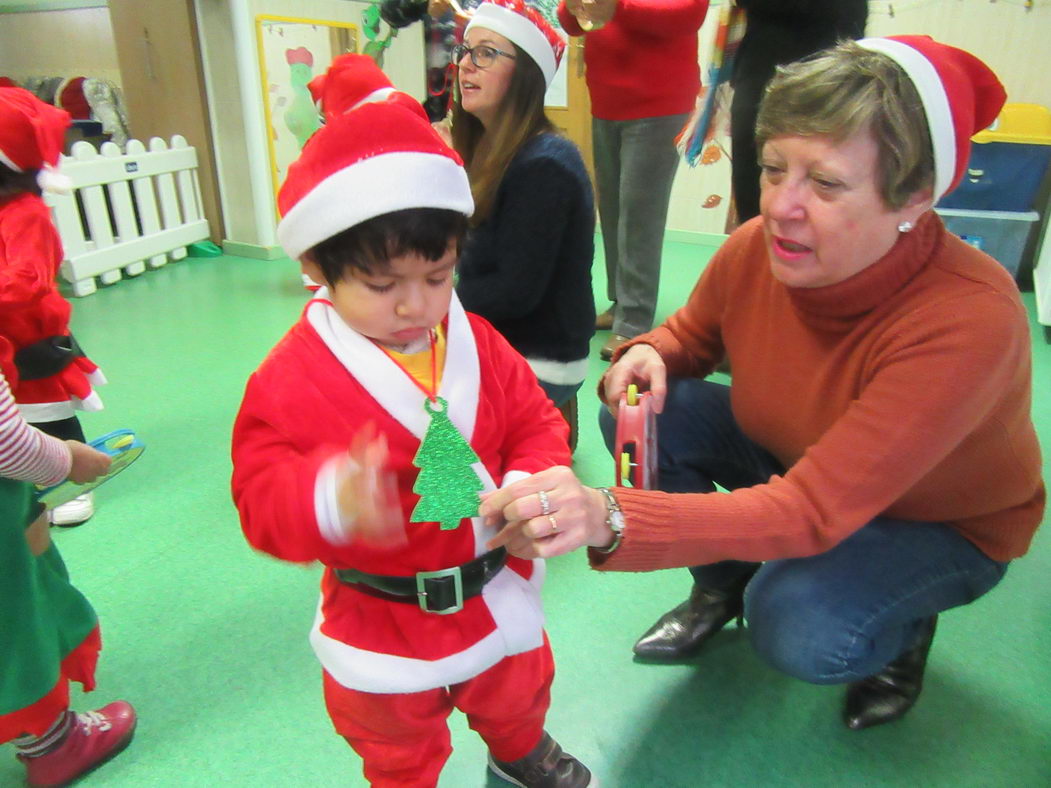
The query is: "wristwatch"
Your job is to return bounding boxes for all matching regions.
[594,487,625,554]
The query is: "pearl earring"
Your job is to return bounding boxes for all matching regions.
[898,220,914,233]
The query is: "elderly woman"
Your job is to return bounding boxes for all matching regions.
[481,36,1044,731]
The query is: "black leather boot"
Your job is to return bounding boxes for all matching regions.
[843,615,938,730]
[632,571,755,661]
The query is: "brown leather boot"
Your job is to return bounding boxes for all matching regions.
[557,395,578,452]
[843,616,938,730]
[594,307,614,331]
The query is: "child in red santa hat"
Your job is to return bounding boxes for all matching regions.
[0,87,108,527]
[231,54,595,788]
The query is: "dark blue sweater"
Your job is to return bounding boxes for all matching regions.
[457,133,595,365]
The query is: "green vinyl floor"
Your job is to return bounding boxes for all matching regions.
[2,240,1049,787]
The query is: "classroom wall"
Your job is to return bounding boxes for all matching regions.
[195,0,425,250]
[664,0,1051,238]
[0,4,121,86]
[3,1,1049,245]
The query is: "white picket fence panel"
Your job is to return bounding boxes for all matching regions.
[45,135,210,296]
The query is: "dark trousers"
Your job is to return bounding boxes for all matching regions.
[31,416,86,443]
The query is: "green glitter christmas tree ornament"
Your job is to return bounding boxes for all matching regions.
[410,397,483,530]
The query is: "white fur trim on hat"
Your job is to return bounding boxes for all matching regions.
[465,3,560,88]
[350,86,395,113]
[277,151,474,261]
[856,38,956,201]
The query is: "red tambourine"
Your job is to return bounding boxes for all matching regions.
[614,384,658,489]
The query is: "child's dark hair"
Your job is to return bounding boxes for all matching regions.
[0,163,42,199]
[309,207,468,285]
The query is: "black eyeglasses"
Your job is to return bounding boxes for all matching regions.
[452,43,516,69]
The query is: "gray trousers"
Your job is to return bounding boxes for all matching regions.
[592,113,686,338]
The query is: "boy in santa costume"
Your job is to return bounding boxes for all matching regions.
[0,87,107,527]
[231,55,595,788]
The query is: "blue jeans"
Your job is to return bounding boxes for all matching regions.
[600,378,1008,684]
[537,379,582,409]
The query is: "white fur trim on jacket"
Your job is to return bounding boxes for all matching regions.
[304,291,546,691]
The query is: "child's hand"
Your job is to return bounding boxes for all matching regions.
[65,440,112,484]
[336,424,406,549]
[25,509,50,556]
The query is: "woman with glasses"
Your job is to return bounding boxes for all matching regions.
[452,0,595,450]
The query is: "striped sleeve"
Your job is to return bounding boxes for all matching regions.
[0,372,71,486]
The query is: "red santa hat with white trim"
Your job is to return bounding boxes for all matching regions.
[465,0,566,88]
[856,36,1006,201]
[0,86,70,175]
[308,53,397,122]
[277,60,473,261]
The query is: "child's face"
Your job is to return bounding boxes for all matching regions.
[306,245,457,348]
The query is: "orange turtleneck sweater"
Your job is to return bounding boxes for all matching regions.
[596,212,1044,569]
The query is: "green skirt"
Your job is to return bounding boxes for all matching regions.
[0,478,99,742]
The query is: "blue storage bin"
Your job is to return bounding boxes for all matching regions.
[937,104,1051,212]
[936,208,1039,277]
[937,142,1051,212]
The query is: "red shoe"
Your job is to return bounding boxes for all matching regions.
[18,701,137,787]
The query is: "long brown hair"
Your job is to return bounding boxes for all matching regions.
[451,43,553,224]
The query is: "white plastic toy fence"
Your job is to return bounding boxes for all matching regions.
[44,136,210,297]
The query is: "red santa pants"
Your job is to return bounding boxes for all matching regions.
[323,639,554,788]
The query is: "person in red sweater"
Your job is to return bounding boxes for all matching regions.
[480,37,1043,731]
[558,0,709,360]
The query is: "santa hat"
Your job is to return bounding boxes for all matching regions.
[856,36,1006,200]
[465,0,566,88]
[277,67,473,261]
[0,86,70,172]
[308,53,397,122]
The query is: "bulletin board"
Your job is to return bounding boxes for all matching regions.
[255,15,358,206]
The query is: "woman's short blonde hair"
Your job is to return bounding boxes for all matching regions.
[755,40,934,210]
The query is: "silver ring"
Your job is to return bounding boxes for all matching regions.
[547,514,559,534]
[537,490,551,516]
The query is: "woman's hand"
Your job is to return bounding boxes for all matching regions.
[566,0,617,30]
[336,424,406,549]
[481,466,614,559]
[428,0,471,23]
[602,343,667,414]
[65,440,112,484]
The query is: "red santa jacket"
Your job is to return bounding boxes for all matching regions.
[231,293,570,693]
[0,193,101,419]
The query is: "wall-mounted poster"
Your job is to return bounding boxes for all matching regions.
[256,15,358,208]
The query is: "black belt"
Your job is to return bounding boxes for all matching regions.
[14,334,85,381]
[334,547,507,615]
